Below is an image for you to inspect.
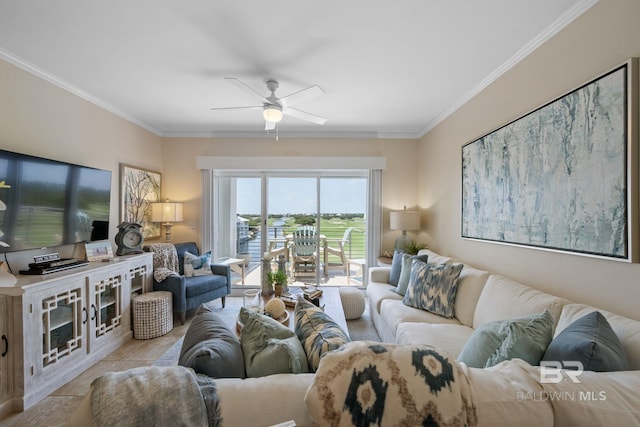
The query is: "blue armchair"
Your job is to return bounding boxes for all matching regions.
[151,242,231,324]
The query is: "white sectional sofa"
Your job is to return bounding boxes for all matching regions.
[69,248,640,426]
[365,248,640,424]
[367,249,640,368]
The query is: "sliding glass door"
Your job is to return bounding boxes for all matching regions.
[214,172,367,288]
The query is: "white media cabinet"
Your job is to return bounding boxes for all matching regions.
[0,252,153,417]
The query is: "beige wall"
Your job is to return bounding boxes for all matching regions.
[0,58,163,246]
[419,0,640,320]
[0,55,419,260]
[161,137,419,252]
[6,0,635,319]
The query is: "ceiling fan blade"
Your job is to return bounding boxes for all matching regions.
[279,85,324,107]
[265,120,276,131]
[209,105,262,111]
[225,77,270,104]
[283,107,327,125]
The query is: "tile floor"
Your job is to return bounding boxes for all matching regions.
[1,315,192,427]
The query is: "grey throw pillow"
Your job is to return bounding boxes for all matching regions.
[457,310,554,368]
[178,304,245,378]
[542,311,629,372]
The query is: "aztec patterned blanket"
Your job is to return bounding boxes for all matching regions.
[305,341,478,427]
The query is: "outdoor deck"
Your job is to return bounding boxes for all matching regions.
[233,260,365,288]
[230,223,366,289]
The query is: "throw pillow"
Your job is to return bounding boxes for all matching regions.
[294,296,351,371]
[457,310,554,368]
[183,251,212,277]
[178,304,245,378]
[239,307,309,377]
[305,341,476,426]
[394,253,429,296]
[542,311,629,372]
[402,261,463,318]
[388,249,404,286]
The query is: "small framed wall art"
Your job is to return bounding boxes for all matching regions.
[85,240,114,262]
[119,164,162,238]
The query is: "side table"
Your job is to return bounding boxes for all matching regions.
[376,256,393,267]
[132,291,173,339]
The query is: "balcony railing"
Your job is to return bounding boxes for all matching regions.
[239,223,366,266]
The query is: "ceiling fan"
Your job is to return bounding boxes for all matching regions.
[211,77,327,130]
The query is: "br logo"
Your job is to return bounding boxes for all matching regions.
[540,361,584,384]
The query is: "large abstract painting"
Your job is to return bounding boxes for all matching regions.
[120,164,161,238]
[462,62,636,260]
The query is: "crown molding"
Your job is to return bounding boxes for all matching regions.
[0,47,163,137]
[160,130,419,139]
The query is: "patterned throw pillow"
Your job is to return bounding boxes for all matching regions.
[294,297,350,371]
[402,261,463,318]
[305,341,477,426]
[183,251,212,277]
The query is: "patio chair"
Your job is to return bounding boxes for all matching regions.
[324,227,353,276]
[291,225,318,278]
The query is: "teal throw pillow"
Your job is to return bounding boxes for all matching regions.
[402,261,463,318]
[395,253,429,296]
[239,307,309,377]
[183,251,212,277]
[294,297,351,371]
[457,310,554,368]
[542,311,629,372]
[388,249,404,286]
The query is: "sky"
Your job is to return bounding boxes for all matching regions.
[236,177,367,215]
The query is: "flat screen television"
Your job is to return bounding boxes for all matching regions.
[0,149,111,253]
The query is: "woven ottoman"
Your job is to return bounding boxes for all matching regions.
[339,287,366,320]
[132,291,173,339]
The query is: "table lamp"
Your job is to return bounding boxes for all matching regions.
[390,206,419,251]
[151,200,184,242]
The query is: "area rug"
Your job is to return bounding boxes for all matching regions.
[154,295,380,366]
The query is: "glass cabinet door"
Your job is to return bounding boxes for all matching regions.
[129,263,150,297]
[41,288,83,367]
[92,273,123,339]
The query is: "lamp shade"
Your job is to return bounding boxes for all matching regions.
[151,201,183,223]
[390,210,419,231]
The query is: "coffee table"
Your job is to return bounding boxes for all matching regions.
[236,287,349,338]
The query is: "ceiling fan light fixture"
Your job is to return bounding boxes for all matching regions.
[263,105,283,123]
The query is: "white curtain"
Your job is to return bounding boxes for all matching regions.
[200,169,214,253]
[366,169,383,285]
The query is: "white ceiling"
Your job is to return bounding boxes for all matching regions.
[0,0,595,139]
